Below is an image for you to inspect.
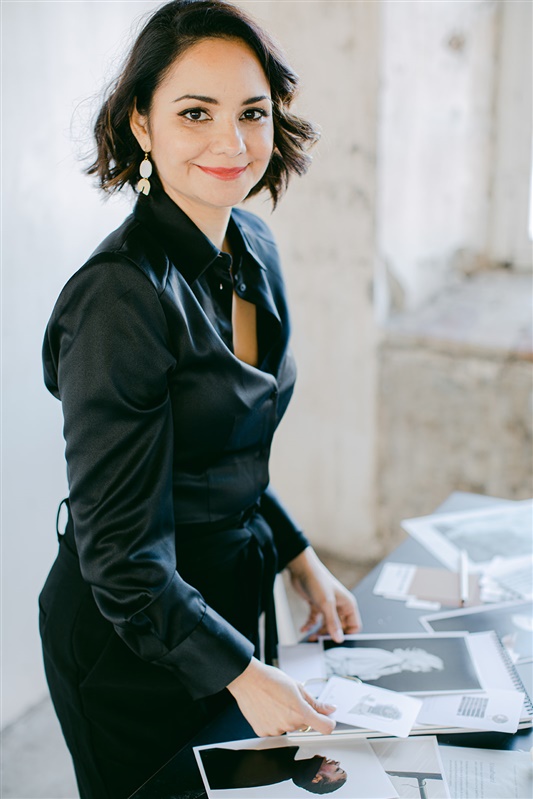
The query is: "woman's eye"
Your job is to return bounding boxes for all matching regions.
[179,108,210,122]
[241,108,267,121]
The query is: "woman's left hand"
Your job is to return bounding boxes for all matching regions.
[287,546,362,642]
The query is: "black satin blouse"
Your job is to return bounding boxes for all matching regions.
[42,187,309,700]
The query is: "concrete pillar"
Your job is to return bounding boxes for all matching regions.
[242,0,382,560]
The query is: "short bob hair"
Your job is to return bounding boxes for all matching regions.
[87,0,319,207]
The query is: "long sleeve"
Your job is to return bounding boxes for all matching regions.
[260,485,310,570]
[43,256,254,700]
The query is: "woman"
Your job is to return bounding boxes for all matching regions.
[39,2,360,798]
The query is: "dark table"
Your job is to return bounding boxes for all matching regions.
[130,493,532,798]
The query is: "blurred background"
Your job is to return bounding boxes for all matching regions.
[2,1,532,796]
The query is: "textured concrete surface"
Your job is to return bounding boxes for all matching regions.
[376,271,533,551]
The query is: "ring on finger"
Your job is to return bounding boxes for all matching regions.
[298,725,312,733]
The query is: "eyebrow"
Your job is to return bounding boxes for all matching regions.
[173,94,271,105]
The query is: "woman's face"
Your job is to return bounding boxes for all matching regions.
[314,757,347,784]
[131,37,274,220]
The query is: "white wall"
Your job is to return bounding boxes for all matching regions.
[488,0,533,268]
[1,0,156,729]
[375,0,532,319]
[376,0,498,313]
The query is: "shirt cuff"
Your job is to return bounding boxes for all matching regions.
[157,604,255,700]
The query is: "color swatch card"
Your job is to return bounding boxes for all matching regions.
[374,562,480,607]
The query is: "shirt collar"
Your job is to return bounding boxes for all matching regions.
[133,186,219,285]
[133,185,265,286]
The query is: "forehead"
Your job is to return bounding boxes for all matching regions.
[158,37,270,95]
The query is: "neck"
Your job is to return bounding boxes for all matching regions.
[163,187,231,251]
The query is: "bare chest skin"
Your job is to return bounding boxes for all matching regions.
[232,290,258,367]
[223,236,258,368]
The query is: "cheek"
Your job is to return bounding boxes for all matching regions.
[252,124,274,160]
[150,124,207,164]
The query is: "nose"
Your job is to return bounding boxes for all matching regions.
[209,118,245,158]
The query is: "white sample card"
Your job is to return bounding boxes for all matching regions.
[417,690,524,733]
[374,563,416,598]
[318,676,423,738]
[483,555,533,600]
[439,745,533,799]
[194,735,399,799]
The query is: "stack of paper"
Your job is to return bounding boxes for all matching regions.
[279,631,532,737]
[401,500,533,603]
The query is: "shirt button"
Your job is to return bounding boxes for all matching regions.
[239,283,246,292]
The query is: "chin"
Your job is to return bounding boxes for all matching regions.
[202,187,255,208]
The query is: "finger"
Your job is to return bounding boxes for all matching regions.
[336,590,362,631]
[309,697,337,717]
[302,707,336,735]
[298,685,337,716]
[300,608,320,633]
[339,603,362,633]
[322,600,344,643]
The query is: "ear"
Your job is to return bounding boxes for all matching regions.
[311,775,323,784]
[130,103,151,152]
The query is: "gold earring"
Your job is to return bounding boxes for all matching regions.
[137,151,153,195]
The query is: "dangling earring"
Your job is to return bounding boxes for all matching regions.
[137,151,153,195]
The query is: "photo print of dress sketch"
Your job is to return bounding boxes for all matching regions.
[402,501,533,571]
[322,634,482,694]
[350,694,402,721]
[194,736,399,799]
[431,503,532,564]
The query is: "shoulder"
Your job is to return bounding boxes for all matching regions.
[43,238,173,398]
[88,213,171,295]
[49,213,172,317]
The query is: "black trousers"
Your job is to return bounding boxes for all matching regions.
[39,505,277,799]
[39,538,229,799]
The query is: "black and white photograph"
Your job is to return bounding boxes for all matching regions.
[321,633,483,695]
[370,737,450,799]
[420,600,533,664]
[402,501,533,571]
[194,736,399,799]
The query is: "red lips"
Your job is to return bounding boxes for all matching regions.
[196,165,248,181]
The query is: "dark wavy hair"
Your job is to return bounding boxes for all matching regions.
[294,774,347,795]
[292,755,347,794]
[86,0,319,207]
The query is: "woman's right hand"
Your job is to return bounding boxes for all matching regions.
[227,657,337,738]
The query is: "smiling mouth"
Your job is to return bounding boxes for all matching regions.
[196,165,248,181]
